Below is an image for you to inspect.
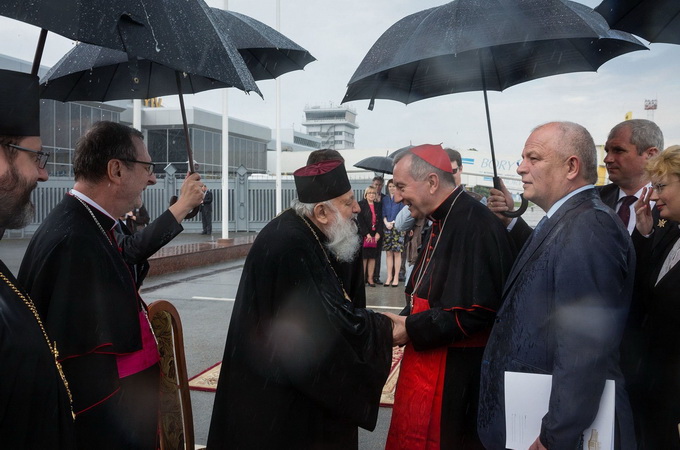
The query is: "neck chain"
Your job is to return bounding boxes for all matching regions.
[300,215,352,302]
[0,271,74,419]
[410,188,464,307]
[73,195,113,245]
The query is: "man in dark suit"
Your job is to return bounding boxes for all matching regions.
[599,119,662,233]
[201,188,213,235]
[478,122,636,450]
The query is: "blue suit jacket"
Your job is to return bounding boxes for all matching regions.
[478,189,636,450]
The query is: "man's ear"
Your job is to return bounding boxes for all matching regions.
[646,147,659,159]
[313,202,330,225]
[565,155,580,180]
[107,159,123,183]
[428,173,439,194]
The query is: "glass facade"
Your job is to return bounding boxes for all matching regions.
[147,127,267,177]
[40,100,121,178]
[39,100,267,179]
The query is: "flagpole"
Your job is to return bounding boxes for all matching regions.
[221,0,230,240]
[275,0,282,214]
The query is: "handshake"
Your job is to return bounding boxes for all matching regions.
[381,312,409,346]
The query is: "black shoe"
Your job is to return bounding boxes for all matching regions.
[374,278,382,284]
[368,283,376,287]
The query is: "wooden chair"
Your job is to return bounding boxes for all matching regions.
[148,300,195,450]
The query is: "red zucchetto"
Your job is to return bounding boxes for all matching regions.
[410,144,453,173]
[293,159,352,203]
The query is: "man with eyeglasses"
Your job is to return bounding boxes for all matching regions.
[0,70,76,448]
[19,121,203,449]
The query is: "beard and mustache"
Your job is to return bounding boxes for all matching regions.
[0,164,37,230]
[323,205,361,263]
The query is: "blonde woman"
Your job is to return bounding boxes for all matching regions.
[357,185,383,286]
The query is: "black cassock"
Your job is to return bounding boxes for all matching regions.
[18,194,159,449]
[0,260,75,449]
[387,188,515,449]
[207,209,393,449]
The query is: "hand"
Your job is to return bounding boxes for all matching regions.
[634,187,654,236]
[375,233,381,241]
[487,179,514,226]
[382,312,409,345]
[528,437,547,450]
[169,172,205,222]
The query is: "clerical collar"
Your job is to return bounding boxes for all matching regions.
[69,189,116,228]
[428,185,463,222]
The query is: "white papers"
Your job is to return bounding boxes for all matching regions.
[504,372,615,450]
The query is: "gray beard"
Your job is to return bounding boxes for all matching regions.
[324,214,361,263]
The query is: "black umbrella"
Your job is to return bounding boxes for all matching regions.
[342,0,646,217]
[0,0,260,96]
[40,9,315,173]
[595,0,680,44]
[354,156,395,174]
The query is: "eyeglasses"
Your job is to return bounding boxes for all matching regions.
[451,167,459,174]
[8,144,50,169]
[653,180,680,193]
[120,158,155,175]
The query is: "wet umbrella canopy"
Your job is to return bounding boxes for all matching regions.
[596,0,680,45]
[40,8,315,102]
[342,0,646,216]
[0,0,260,94]
[39,7,314,175]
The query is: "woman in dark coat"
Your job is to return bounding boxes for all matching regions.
[629,145,680,448]
[357,185,383,287]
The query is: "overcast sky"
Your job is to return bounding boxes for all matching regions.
[0,0,677,161]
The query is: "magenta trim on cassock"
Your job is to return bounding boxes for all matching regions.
[116,310,160,378]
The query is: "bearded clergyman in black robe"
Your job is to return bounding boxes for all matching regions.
[0,70,75,448]
[207,159,393,449]
[384,144,515,449]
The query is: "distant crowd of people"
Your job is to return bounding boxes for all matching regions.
[1,63,679,450]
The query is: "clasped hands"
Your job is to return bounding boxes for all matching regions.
[381,312,409,346]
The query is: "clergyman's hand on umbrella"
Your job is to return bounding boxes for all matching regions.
[634,186,654,236]
[169,172,205,222]
[487,178,514,227]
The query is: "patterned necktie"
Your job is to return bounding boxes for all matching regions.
[617,196,637,228]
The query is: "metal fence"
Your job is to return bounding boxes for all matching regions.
[8,168,371,238]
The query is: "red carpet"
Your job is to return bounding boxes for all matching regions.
[189,346,405,404]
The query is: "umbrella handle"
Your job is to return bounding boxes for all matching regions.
[493,176,528,218]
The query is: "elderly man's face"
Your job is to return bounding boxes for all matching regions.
[0,136,48,229]
[604,125,652,191]
[324,190,361,262]
[328,190,360,223]
[120,136,157,211]
[393,155,434,218]
[517,124,571,212]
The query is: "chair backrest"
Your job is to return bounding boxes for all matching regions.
[148,300,195,450]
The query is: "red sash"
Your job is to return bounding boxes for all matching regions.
[386,296,448,450]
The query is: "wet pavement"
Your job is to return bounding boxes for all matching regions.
[0,230,404,448]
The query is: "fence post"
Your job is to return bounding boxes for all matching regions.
[235,165,249,232]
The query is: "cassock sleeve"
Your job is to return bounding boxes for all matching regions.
[240,234,393,429]
[539,210,633,449]
[117,209,183,264]
[406,212,514,351]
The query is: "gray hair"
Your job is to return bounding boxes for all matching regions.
[291,198,334,218]
[608,119,664,155]
[535,121,598,184]
[393,151,455,187]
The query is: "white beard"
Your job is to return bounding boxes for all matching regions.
[324,211,361,263]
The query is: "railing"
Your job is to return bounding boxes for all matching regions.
[9,171,371,238]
